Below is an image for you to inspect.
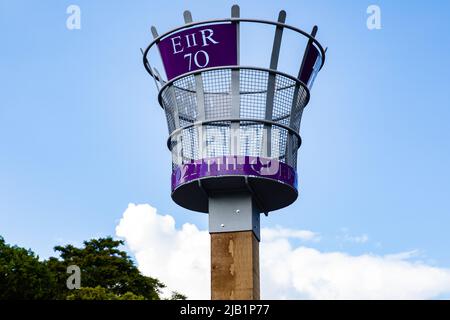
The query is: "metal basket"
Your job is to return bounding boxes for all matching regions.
[143,6,326,215]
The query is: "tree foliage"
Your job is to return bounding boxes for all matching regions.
[0,236,182,300]
[0,236,55,299]
[169,291,188,300]
[66,286,145,300]
[47,237,164,300]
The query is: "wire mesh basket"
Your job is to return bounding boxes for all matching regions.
[161,67,308,169]
[143,7,326,213]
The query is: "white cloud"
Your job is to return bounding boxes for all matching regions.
[261,240,450,299]
[116,203,450,300]
[115,203,210,299]
[262,226,320,242]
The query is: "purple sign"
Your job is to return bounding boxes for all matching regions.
[299,45,321,88]
[158,23,238,80]
[171,156,298,191]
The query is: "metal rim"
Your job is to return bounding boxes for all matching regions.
[157,65,311,109]
[142,17,326,78]
[166,117,302,150]
[171,174,299,213]
[172,173,298,190]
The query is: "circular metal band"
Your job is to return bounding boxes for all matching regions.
[157,65,311,109]
[172,156,298,191]
[166,117,302,150]
[142,17,326,78]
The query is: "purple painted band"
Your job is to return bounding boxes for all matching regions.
[171,156,298,191]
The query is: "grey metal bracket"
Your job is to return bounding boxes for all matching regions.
[209,192,261,241]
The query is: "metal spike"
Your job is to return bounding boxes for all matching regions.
[150,26,159,39]
[278,10,286,22]
[183,10,193,23]
[231,4,240,18]
[153,68,162,81]
[311,25,318,37]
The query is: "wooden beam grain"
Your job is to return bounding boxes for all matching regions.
[211,231,260,300]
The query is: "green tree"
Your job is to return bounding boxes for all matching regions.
[46,237,165,300]
[169,291,187,300]
[0,236,184,300]
[66,286,145,300]
[0,236,56,299]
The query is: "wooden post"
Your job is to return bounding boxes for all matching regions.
[211,231,260,300]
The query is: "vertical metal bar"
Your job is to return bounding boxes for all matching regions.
[269,11,286,70]
[150,28,165,107]
[230,4,240,156]
[150,26,158,39]
[141,48,158,90]
[286,26,318,167]
[151,26,179,128]
[232,5,240,64]
[153,26,182,165]
[298,26,318,80]
[169,87,180,130]
[183,12,206,158]
[194,75,206,121]
[262,10,286,158]
[152,68,166,87]
[147,28,163,90]
[150,26,167,89]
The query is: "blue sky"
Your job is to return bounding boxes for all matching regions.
[1,0,450,277]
